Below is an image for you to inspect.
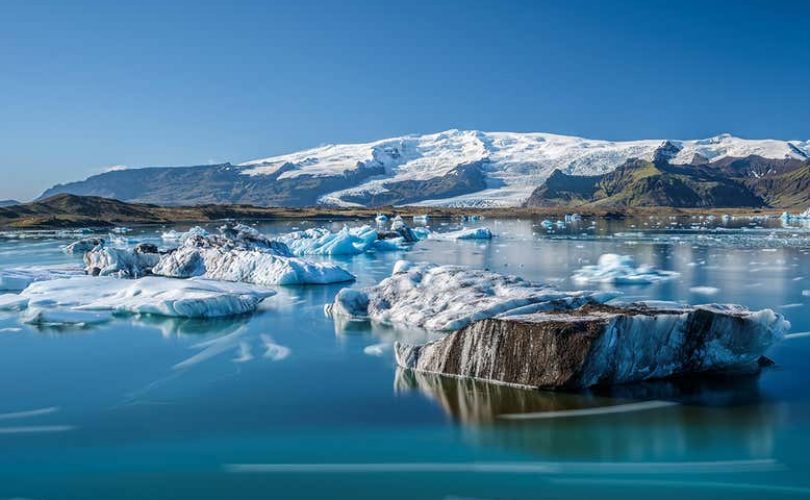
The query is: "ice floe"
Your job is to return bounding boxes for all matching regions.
[17,276,276,319]
[0,266,85,292]
[325,260,616,331]
[572,254,679,285]
[429,227,493,241]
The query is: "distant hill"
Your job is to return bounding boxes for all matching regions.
[38,129,810,208]
[0,200,19,207]
[0,194,459,229]
[524,156,810,209]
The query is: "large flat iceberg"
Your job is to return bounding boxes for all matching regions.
[15,276,276,319]
[325,260,615,331]
[395,302,788,389]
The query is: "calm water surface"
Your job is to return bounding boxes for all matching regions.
[1,216,809,499]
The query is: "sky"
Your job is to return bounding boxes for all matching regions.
[1,0,809,201]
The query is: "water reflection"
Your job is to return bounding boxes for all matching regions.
[397,368,781,461]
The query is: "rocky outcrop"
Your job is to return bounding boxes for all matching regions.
[395,303,788,390]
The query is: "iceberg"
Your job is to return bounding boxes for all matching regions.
[84,224,355,285]
[161,226,209,244]
[18,276,276,319]
[63,237,104,255]
[780,208,810,221]
[395,302,788,390]
[0,266,85,292]
[84,245,161,278]
[429,227,493,241]
[325,260,615,331]
[152,245,354,285]
[277,225,401,256]
[572,253,679,285]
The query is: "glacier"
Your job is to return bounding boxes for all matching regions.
[395,302,789,390]
[12,276,276,320]
[572,254,680,285]
[240,129,810,207]
[325,260,616,331]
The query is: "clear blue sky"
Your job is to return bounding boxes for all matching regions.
[1,0,808,201]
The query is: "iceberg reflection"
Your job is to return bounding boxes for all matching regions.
[396,369,781,461]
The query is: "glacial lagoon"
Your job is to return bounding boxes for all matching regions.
[1,215,809,499]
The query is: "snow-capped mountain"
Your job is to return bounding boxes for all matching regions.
[41,130,810,208]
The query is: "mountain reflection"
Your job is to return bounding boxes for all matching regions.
[396,368,780,460]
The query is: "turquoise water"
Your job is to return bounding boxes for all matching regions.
[1,217,809,499]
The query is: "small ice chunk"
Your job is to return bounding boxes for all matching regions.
[430,227,493,241]
[690,286,720,295]
[363,342,391,356]
[572,254,679,285]
[324,288,370,318]
[63,237,104,255]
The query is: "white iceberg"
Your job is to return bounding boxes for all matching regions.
[19,276,276,319]
[429,227,493,241]
[325,260,616,331]
[152,246,354,285]
[0,266,85,292]
[84,246,161,278]
[161,226,209,244]
[63,237,104,255]
[84,224,355,286]
[572,254,679,285]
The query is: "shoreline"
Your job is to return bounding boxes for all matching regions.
[0,194,793,230]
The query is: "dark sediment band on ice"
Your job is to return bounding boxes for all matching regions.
[395,303,788,390]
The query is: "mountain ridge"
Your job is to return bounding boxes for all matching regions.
[39,129,810,208]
